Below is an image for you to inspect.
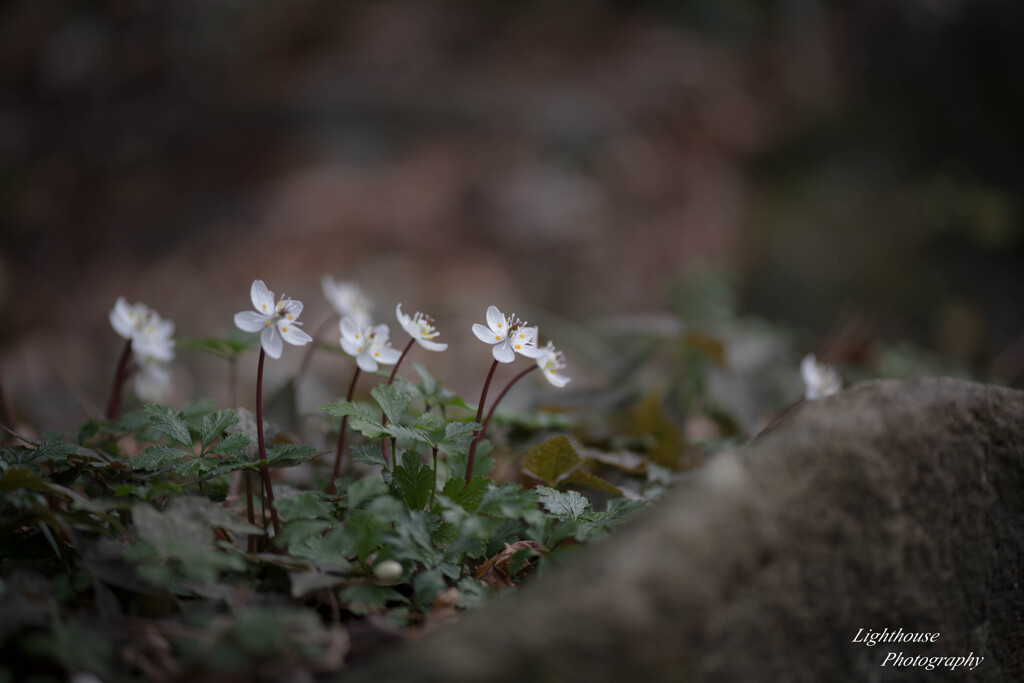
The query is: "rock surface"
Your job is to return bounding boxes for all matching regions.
[341,378,1024,682]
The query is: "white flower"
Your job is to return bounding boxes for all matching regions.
[471,305,546,363]
[340,317,402,372]
[134,356,173,402]
[536,341,570,387]
[322,275,372,327]
[109,297,175,362]
[395,304,448,352]
[801,354,842,400]
[234,279,313,359]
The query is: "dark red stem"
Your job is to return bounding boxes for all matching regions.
[480,364,538,441]
[465,359,500,484]
[106,339,133,420]
[256,348,282,537]
[381,337,416,467]
[327,366,361,493]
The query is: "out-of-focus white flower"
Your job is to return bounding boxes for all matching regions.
[395,304,447,352]
[471,305,546,363]
[109,297,175,362]
[234,279,313,359]
[536,341,570,388]
[134,356,173,402]
[801,354,842,400]
[322,275,372,327]
[340,317,402,372]
[373,559,403,582]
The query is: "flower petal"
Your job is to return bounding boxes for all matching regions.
[356,353,378,372]
[473,323,499,344]
[543,371,571,388]
[279,321,312,346]
[395,303,410,330]
[372,324,391,342]
[235,311,268,333]
[374,346,402,365]
[109,298,135,339]
[417,339,448,352]
[515,343,547,359]
[485,305,506,335]
[341,338,361,356]
[339,316,360,341]
[492,340,515,363]
[261,326,283,359]
[251,279,275,315]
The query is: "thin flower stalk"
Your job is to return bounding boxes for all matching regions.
[255,348,282,536]
[327,366,361,494]
[465,358,499,484]
[479,364,539,442]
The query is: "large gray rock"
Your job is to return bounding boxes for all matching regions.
[342,378,1024,682]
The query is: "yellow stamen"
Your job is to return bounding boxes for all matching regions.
[282,327,288,332]
[288,314,294,320]
[265,321,271,326]
[497,322,503,328]
[515,344,521,350]
[495,335,501,341]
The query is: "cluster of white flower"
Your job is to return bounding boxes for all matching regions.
[801,354,842,400]
[108,297,176,402]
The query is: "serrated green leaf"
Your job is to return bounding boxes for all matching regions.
[384,423,429,443]
[347,417,387,439]
[536,486,590,520]
[35,440,78,462]
[342,509,387,562]
[276,491,335,521]
[318,400,377,420]
[144,404,194,450]
[200,409,239,450]
[211,432,250,457]
[439,476,489,512]
[350,443,386,468]
[266,444,319,467]
[131,445,190,471]
[343,477,388,510]
[174,456,219,477]
[1,445,39,466]
[522,435,581,486]
[413,412,445,432]
[443,421,479,444]
[391,452,434,510]
[371,385,411,425]
[288,528,350,570]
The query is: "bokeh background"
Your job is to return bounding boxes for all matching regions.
[2,0,1023,431]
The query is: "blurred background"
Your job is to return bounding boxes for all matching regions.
[2,0,1023,432]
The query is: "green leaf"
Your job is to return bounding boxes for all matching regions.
[174,456,220,477]
[439,476,489,512]
[276,491,335,521]
[536,486,590,520]
[35,440,79,462]
[318,400,376,420]
[0,466,50,492]
[384,423,429,443]
[413,569,446,607]
[348,417,387,439]
[289,570,347,599]
[343,477,388,510]
[200,409,239,450]
[342,509,387,562]
[212,433,250,457]
[131,445,190,471]
[412,412,444,433]
[266,444,319,468]
[350,443,386,468]
[391,452,435,511]
[560,469,623,495]
[371,385,411,425]
[144,404,194,450]
[443,421,479,444]
[337,585,408,616]
[288,528,350,570]
[522,435,581,487]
